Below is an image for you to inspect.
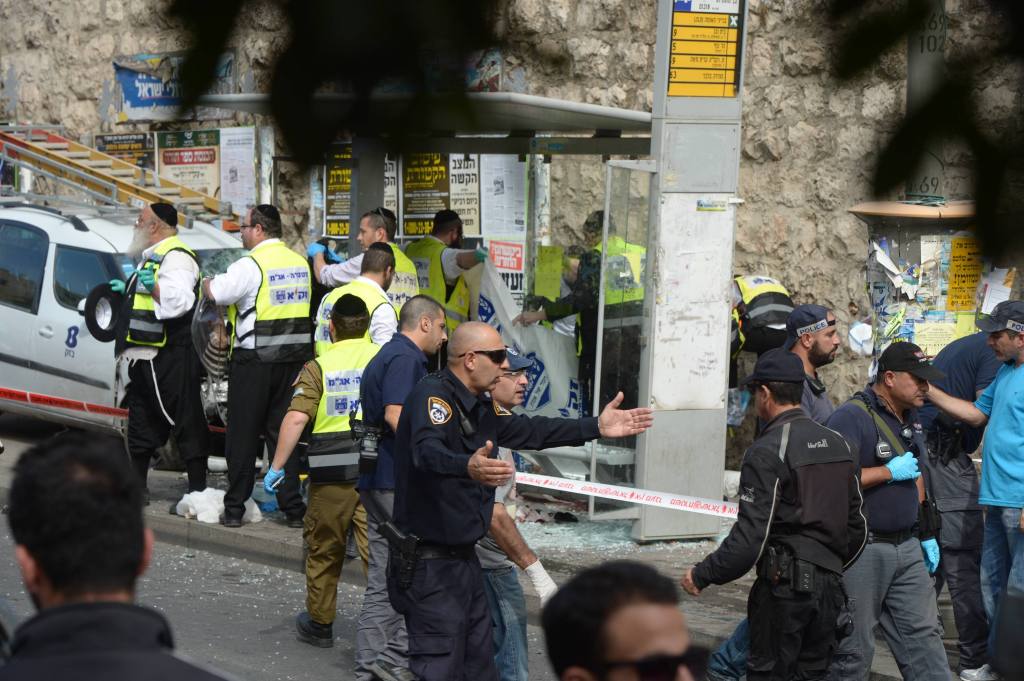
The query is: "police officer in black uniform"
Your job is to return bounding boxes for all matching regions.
[682,349,867,680]
[388,321,654,681]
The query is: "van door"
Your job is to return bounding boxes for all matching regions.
[0,220,48,411]
[31,243,123,430]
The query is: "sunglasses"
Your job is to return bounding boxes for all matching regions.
[456,348,507,365]
[239,223,258,231]
[601,646,709,681]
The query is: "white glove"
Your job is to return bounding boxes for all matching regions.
[525,560,558,605]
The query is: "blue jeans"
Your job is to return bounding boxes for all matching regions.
[707,618,749,680]
[482,566,529,681]
[981,506,1024,658]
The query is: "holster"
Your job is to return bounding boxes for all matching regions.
[759,545,815,593]
[918,499,942,541]
[381,521,420,590]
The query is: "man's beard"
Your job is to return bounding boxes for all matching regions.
[126,229,149,258]
[808,344,836,368]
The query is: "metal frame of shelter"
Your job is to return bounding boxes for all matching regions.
[200,0,750,541]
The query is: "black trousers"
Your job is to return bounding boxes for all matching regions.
[387,555,498,681]
[935,545,989,670]
[126,342,209,488]
[223,351,306,520]
[748,568,844,681]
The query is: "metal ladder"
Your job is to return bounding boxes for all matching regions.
[0,125,239,227]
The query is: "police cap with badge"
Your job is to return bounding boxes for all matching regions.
[975,300,1024,335]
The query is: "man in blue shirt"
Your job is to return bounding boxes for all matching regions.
[927,300,1024,674]
[917,332,1001,681]
[354,295,447,681]
[825,342,950,681]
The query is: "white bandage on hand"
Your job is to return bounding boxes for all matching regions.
[525,560,558,605]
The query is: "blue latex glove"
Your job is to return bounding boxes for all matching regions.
[263,466,285,494]
[306,242,327,259]
[108,279,126,294]
[324,247,342,264]
[474,247,489,263]
[137,266,156,290]
[921,538,940,574]
[885,452,920,482]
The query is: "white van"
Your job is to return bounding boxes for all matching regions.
[0,201,244,441]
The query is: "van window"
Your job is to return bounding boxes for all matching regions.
[0,221,48,313]
[54,246,113,309]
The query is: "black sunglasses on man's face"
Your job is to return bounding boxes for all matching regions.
[456,348,507,365]
[600,646,709,681]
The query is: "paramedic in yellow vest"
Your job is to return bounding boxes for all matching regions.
[262,294,375,648]
[112,202,209,500]
[515,210,646,414]
[202,204,312,528]
[314,243,397,353]
[732,274,794,355]
[310,207,419,312]
[404,209,486,333]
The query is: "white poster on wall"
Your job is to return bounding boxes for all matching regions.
[480,154,526,240]
[449,154,480,235]
[219,126,257,213]
[384,156,399,215]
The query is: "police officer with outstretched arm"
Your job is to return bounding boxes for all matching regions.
[682,349,867,680]
[354,295,448,681]
[388,321,654,681]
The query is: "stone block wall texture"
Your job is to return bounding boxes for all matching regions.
[1,0,1018,462]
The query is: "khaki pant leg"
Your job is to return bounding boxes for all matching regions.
[352,501,370,577]
[304,482,360,624]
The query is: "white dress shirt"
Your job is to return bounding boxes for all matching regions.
[319,252,364,288]
[121,237,200,361]
[209,239,282,350]
[314,275,397,347]
[145,237,199,321]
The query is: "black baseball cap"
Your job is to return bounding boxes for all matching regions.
[740,348,806,386]
[877,342,945,381]
[976,300,1024,334]
[505,346,534,372]
[783,304,834,350]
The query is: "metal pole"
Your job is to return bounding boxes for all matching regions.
[587,164,614,519]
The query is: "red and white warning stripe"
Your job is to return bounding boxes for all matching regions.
[0,386,225,433]
[516,472,738,519]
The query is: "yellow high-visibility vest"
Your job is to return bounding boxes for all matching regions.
[734,275,793,329]
[314,278,395,356]
[126,235,198,348]
[405,236,469,334]
[596,235,646,305]
[387,242,420,312]
[308,337,380,484]
[228,241,312,362]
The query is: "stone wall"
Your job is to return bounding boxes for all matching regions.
[1,0,1019,452]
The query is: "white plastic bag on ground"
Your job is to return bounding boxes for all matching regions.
[174,488,262,524]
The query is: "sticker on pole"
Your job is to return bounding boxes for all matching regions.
[674,0,740,12]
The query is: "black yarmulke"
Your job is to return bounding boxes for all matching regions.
[151,203,178,227]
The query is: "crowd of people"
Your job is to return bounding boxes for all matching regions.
[1,200,1022,681]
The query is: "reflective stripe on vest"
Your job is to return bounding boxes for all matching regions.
[388,243,420,312]
[228,241,312,362]
[314,278,395,356]
[734,275,793,329]
[405,236,469,334]
[595,236,646,305]
[309,338,380,483]
[126,236,198,348]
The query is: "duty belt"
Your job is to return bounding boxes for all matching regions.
[867,528,916,545]
[416,543,476,560]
